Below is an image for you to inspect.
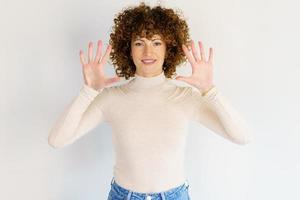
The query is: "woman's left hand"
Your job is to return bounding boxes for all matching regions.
[175,40,215,93]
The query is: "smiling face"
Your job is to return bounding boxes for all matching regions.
[130,34,167,77]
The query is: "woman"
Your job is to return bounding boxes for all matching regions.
[48,2,253,200]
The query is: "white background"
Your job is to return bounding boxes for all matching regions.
[1,0,299,199]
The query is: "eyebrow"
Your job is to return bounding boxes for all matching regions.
[134,38,162,41]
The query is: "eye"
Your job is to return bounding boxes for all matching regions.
[134,42,142,46]
[154,42,162,46]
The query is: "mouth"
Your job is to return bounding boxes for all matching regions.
[141,59,157,65]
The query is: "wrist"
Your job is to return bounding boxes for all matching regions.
[201,85,215,96]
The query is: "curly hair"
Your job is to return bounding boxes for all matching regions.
[109,2,191,80]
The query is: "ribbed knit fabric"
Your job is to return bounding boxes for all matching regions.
[48,71,253,193]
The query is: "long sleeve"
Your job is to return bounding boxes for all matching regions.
[48,84,108,148]
[186,86,254,145]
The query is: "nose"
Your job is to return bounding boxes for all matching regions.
[143,43,153,56]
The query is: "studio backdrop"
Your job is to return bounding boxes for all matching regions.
[1,0,299,199]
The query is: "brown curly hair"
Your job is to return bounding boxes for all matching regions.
[109,2,191,80]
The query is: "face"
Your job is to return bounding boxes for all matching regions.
[130,34,166,77]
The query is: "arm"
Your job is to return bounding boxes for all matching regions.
[189,86,254,145]
[48,84,107,148]
[48,39,121,149]
[177,40,253,145]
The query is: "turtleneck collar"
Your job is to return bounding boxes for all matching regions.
[129,71,167,89]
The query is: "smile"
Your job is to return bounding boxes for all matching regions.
[141,59,156,64]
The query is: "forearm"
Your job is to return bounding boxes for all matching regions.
[199,86,254,145]
[48,84,102,148]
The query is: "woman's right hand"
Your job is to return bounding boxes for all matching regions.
[79,40,121,91]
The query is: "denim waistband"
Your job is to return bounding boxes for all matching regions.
[109,177,189,200]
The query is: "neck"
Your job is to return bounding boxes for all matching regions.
[130,71,166,89]
[135,70,163,77]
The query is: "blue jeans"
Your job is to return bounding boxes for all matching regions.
[107,177,191,200]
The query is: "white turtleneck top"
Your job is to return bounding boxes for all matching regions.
[48,71,253,193]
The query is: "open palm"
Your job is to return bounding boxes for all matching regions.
[175,40,214,93]
[79,40,121,91]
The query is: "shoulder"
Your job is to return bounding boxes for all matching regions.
[100,79,135,99]
[165,79,200,100]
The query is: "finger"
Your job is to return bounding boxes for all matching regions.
[79,50,86,66]
[175,75,192,85]
[198,41,206,61]
[208,47,213,63]
[99,44,112,66]
[191,40,200,62]
[187,40,192,51]
[88,42,93,62]
[182,44,196,65]
[106,75,121,84]
[95,40,103,63]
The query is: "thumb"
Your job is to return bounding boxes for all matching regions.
[114,75,121,80]
[175,75,190,83]
[107,76,121,84]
